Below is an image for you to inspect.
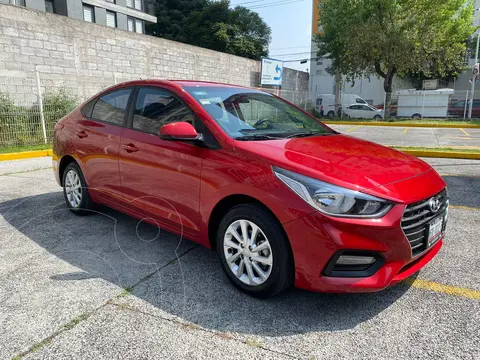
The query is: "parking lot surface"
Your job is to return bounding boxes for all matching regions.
[328,125,480,148]
[0,157,479,360]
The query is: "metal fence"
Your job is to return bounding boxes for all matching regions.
[0,71,478,148]
[0,72,118,147]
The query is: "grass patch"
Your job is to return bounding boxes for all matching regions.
[62,313,90,331]
[325,118,480,126]
[119,286,133,297]
[391,146,480,153]
[0,144,51,154]
[11,312,91,359]
[245,338,264,348]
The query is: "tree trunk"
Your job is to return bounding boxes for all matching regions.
[383,66,396,120]
[334,70,341,118]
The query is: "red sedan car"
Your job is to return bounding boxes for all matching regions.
[53,80,448,297]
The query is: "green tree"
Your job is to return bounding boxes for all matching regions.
[315,0,476,115]
[146,0,271,60]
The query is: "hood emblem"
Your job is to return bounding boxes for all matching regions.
[429,197,441,213]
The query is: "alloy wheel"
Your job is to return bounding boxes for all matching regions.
[65,169,82,208]
[223,219,273,286]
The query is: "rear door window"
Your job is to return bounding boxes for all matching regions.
[91,89,132,126]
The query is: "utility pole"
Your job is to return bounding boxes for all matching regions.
[334,69,341,117]
[468,8,480,119]
[468,34,479,119]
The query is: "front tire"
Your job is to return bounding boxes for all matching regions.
[216,204,294,298]
[62,162,94,215]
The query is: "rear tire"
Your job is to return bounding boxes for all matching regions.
[62,162,94,216]
[216,204,294,298]
[327,111,335,118]
[412,113,422,119]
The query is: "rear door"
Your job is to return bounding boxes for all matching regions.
[359,105,375,118]
[75,88,133,203]
[118,86,204,236]
[347,105,361,118]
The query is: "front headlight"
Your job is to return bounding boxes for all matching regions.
[273,167,393,218]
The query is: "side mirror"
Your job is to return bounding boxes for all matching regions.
[159,122,203,141]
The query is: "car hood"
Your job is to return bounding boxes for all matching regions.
[234,134,434,199]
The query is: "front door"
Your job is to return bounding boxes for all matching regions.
[118,86,204,237]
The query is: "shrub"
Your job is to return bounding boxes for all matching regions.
[41,89,78,134]
[0,89,78,147]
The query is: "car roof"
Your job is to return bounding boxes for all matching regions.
[112,79,254,90]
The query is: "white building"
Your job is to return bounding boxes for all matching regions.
[308,0,480,105]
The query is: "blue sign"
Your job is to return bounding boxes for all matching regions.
[261,58,284,86]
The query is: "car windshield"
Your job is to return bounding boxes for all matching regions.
[183,86,333,139]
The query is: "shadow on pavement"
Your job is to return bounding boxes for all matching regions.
[443,176,480,208]
[1,192,415,336]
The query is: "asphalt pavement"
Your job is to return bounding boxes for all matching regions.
[0,157,479,360]
[328,125,480,148]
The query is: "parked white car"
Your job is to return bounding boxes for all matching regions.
[343,104,383,119]
[316,94,369,118]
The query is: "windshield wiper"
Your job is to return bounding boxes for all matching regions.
[285,132,333,138]
[234,134,280,141]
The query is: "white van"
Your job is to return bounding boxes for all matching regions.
[316,94,369,117]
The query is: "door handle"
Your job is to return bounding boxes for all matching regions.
[75,130,88,138]
[122,144,139,153]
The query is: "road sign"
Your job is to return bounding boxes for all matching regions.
[261,58,283,86]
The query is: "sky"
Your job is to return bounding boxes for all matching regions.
[229,0,314,72]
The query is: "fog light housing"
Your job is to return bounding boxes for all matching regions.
[323,251,384,278]
[336,255,376,266]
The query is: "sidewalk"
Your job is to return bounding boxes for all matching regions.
[329,125,480,148]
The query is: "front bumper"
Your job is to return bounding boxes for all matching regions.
[284,204,443,293]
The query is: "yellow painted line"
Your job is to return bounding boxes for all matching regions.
[385,144,480,149]
[404,278,480,300]
[393,149,480,160]
[0,149,52,161]
[346,125,362,132]
[403,127,409,134]
[460,128,471,136]
[442,137,472,140]
[449,205,480,211]
[325,121,480,129]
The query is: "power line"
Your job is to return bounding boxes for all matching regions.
[270,50,316,56]
[246,0,305,10]
[232,0,269,5]
[269,45,312,50]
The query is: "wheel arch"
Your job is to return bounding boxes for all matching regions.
[58,155,77,186]
[207,194,291,252]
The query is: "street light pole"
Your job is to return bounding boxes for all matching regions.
[468,33,480,119]
[468,9,480,119]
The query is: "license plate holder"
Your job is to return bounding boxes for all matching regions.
[427,216,444,247]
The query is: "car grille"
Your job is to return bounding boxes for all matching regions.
[401,189,448,257]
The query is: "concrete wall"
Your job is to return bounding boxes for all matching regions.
[0,4,261,104]
[282,67,309,92]
[25,0,44,11]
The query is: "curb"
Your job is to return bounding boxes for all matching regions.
[0,149,52,161]
[0,148,479,161]
[325,121,480,128]
[394,149,480,160]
